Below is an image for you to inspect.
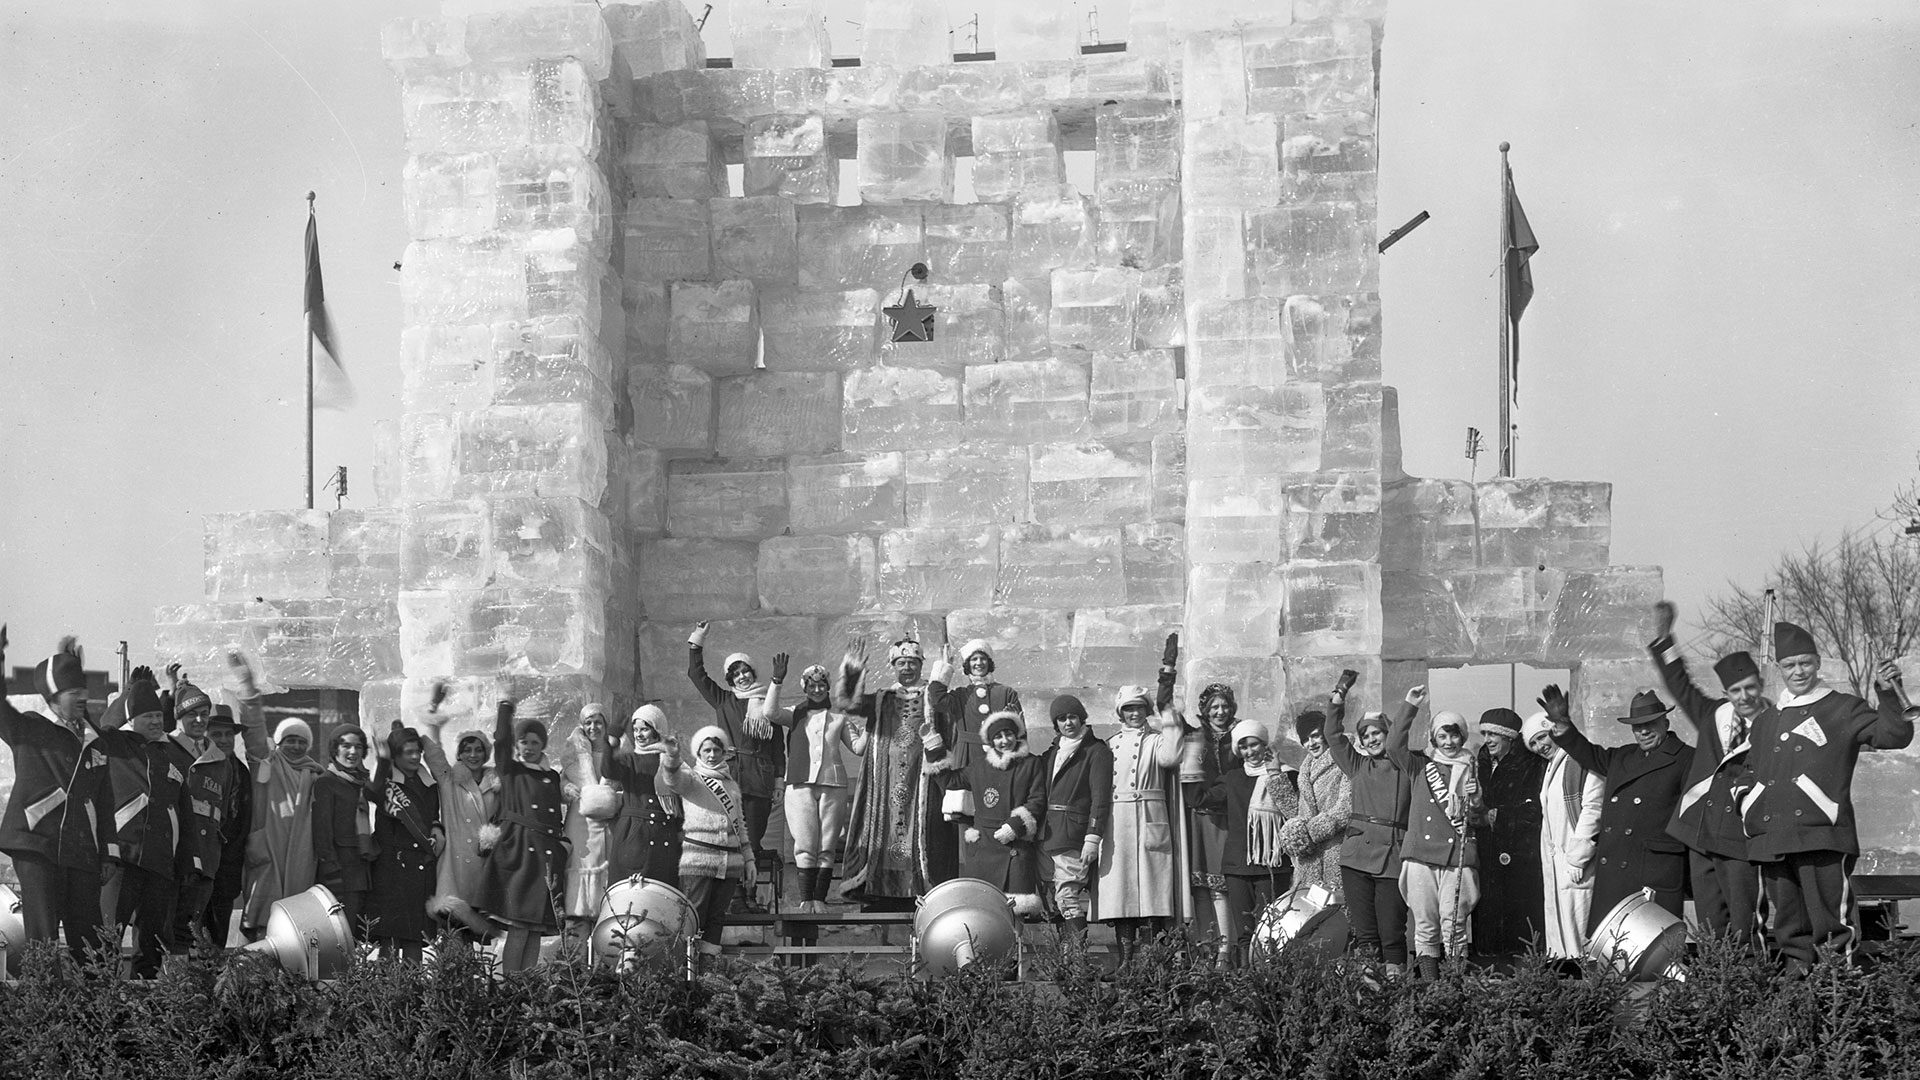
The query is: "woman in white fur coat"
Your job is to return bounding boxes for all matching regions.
[1525,712,1604,959]
[559,703,616,933]
[1278,710,1351,902]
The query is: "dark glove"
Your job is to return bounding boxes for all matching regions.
[429,679,450,713]
[131,665,156,688]
[1333,669,1358,696]
[1161,632,1180,668]
[1653,601,1676,642]
[1537,684,1570,721]
[771,652,790,683]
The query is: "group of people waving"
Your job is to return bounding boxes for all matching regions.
[1,598,1909,978]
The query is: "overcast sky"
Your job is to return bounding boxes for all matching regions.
[2,0,1917,692]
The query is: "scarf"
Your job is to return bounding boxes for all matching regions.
[692,756,742,844]
[328,762,374,843]
[384,765,435,846]
[1422,744,1476,835]
[1052,733,1085,779]
[1245,763,1290,868]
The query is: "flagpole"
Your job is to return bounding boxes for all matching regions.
[1497,142,1513,479]
[305,191,316,511]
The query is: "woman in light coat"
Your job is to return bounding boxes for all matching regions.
[1526,713,1604,959]
[1091,684,1191,964]
[559,703,616,933]
[418,688,502,940]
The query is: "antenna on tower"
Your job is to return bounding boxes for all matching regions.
[696,4,713,30]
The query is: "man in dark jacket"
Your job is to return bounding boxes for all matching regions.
[0,629,111,963]
[163,678,229,951]
[1035,694,1113,946]
[1648,601,1765,948]
[1546,685,1694,930]
[96,678,191,977]
[200,705,252,947]
[1743,621,1914,972]
[1471,707,1545,958]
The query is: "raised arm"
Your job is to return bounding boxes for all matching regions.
[1384,688,1424,773]
[416,681,456,783]
[685,622,727,708]
[1155,632,1179,712]
[1542,684,1607,777]
[1150,709,1185,768]
[1862,664,1918,750]
[1324,670,1360,776]
[1648,603,1723,746]
[493,699,515,771]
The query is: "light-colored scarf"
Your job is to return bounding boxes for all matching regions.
[1244,761,1290,867]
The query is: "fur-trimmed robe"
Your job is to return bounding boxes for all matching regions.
[944,735,1046,906]
[1278,747,1350,902]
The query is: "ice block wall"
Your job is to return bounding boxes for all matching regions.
[150,0,1675,762]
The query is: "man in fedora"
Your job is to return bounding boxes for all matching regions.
[1543,683,1695,929]
[1646,601,1766,947]
[1741,620,1913,972]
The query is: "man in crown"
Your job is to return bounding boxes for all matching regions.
[1741,620,1913,972]
[835,638,959,910]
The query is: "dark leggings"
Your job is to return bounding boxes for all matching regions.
[1341,865,1408,966]
[1225,871,1287,948]
[12,852,104,965]
[683,874,738,944]
[742,796,773,860]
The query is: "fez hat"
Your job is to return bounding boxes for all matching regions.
[1773,621,1818,662]
[1713,651,1761,690]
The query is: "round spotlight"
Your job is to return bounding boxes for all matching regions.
[243,883,355,980]
[914,877,1018,978]
[1588,888,1688,982]
[593,875,700,971]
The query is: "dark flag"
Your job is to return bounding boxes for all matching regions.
[1503,163,1539,401]
[305,209,354,409]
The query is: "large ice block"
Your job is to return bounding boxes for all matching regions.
[1088,350,1180,440]
[1282,655,1383,730]
[923,205,1011,285]
[1541,567,1663,663]
[730,0,832,69]
[669,280,759,375]
[1133,267,1185,349]
[1280,111,1377,205]
[842,367,964,453]
[1010,186,1096,271]
[629,362,714,453]
[877,283,1007,370]
[623,198,711,282]
[1096,101,1181,185]
[622,123,728,198]
[1180,209,1249,301]
[1282,293,1381,386]
[902,445,1029,528]
[614,443,667,537]
[715,372,842,458]
[1123,522,1186,606]
[625,280,672,365]
[204,510,331,602]
[1186,563,1283,658]
[1027,442,1150,527]
[963,358,1089,442]
[745,115,837,204]
[1095,178,1182,270]
[329,508,405,601]
[1186,474,1285,566]
[1071,604,1185,688]
[971,111,1064,203]
[786,452,907,534]
[693,67,830,124]
[860,0,950,68]
[997,525,1125,609]
[154,602,259,680]
[665,458,789,539]
[944,607,1074,688]
[857,114,954,204]
[1284,471,1381,562]
[1180,30,1251,120]
[1380,478,1477,572]
[488,497,610,592]
[489,315,614,411]
[1281,561,1381,657]
[403,147,606,239]
[401,239,528,327]
[462,7,613,81]
[402,499,492,591]
[796,205,925,290]
[1247,19,1375,116]
[250,598,402,690]
[1381,570,1473,664]
[710,197,798,286]
[876,526,999,611]
[1248,202,1377,297]
[758,534,877,615]
[603,0,706,77]
[893,64,1027,115]
[1184,116,1280,210]
[1185,384,1326,478]
[759,287,879,372]
[1049,267,1141,353]
[454,404,608,502]
[446,587,605,677]
[817,611,945,663]
[1474,480,1614,570]
[999,275,1052,362]
[1188,297,1283,389]
[1570,658,1666,748]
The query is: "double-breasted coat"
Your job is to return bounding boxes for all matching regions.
[1553,725,1693,930]
[1471,745,1545,954]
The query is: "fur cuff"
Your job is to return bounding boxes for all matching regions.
[477,823,503,853]
[1009,893,1045,919]
[942,787,977,819]
[1009,805,1039,838]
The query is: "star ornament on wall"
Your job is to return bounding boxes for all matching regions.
[883,289,937,343]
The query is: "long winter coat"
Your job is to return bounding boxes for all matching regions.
[422,732,499,912]
[1471,744,1546,955]
[1091,717,1190,923]
[1553,724,1692,930]
[946,743,1046,895]
[1279,747,1349,901]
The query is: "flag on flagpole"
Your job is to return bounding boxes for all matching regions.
[305,209,355,409]
[1503,162,1539,401]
